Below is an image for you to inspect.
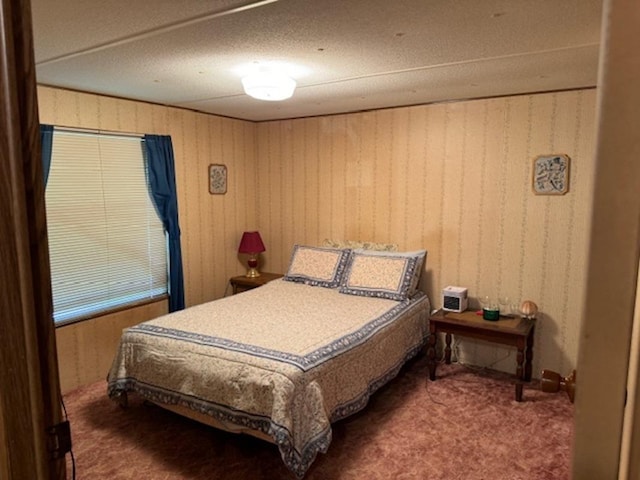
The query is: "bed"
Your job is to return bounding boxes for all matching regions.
[107,245,430,477]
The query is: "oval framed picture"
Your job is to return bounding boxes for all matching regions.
[532,154,570,195]
[208,164,227,194]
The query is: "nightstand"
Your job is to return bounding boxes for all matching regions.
[229,272,283,294]
[427,309,536,401]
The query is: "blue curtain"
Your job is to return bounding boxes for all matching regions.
[143,135,185,312]
[40,124,54,185]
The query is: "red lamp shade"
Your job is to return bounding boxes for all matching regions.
[238,231,265,278]
[238,231,266,254]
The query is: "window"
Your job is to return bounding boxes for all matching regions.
[45,129,168,325]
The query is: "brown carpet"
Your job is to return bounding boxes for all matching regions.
[62,355,573,479]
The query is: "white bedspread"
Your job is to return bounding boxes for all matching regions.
[107,279,429,477]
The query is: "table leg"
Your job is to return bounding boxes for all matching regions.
[427,331,437,380]
[515,341,525,402]
[515,382,523,402]
[524,326,535,382]
[516,345,524,381]
[444,333,452,364]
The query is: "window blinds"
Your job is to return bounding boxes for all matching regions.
[45,130,168,324]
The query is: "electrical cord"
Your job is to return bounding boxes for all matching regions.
[60,397,76,480]
[458,346,512,371]
[441,335,512,370]
[425,336,515,405]
[423,381,449,406]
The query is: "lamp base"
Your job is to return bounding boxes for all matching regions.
[245,254,260,277]
[245,268,261,278]
[541,369,576,403]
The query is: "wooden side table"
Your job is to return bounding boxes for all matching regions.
[229,272,283,294]
[427,309,536,402]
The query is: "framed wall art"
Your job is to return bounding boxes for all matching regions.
[208,164,227,194]
[532,154,570,195]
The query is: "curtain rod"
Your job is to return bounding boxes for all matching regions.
[54,125,144,139]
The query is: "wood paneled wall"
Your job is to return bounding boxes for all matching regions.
[37,86,258,392]
[255,90,597,376]
[39,85,596,387]
[55,300,167,392]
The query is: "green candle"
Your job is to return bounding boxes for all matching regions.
[483,307,500,321]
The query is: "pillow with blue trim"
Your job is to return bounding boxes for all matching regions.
[339,249,426,301]
[283,245,351,288]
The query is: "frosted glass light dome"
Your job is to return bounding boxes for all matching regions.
[241,70,296,101]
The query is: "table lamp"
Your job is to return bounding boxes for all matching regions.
[238,231,266,277]
[541,369,576,403]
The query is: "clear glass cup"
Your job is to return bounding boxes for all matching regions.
[479,295,491,310]
[499,296,510,316]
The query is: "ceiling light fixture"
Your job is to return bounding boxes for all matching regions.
[241,68,296,101]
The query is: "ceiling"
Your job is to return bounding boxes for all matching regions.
[31,0,603,122]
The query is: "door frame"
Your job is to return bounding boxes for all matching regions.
[0,0,66,478]
[572,0,640,478]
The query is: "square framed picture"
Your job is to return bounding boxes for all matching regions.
[208,164,227,194]
[532,154,570,195]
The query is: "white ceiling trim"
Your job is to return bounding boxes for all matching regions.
[36,0,280,66]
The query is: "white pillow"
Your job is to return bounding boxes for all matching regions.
[339,249,426,301]
[283,245,351,288]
